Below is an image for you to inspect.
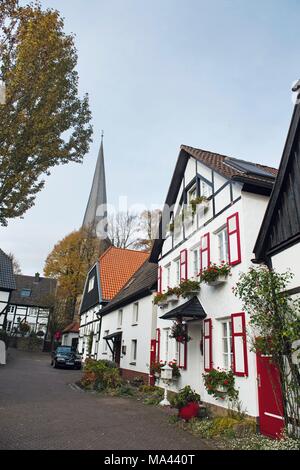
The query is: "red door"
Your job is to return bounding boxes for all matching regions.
[256,353,284,438]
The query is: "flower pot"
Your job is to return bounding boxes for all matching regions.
[207,275,228,286]
[178,402,200,421]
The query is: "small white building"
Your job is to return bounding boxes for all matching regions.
[61,321,80,350]
[97,261,157,383]
[79,246,149,361]
[0,249,16,329]
[149,145,277,421]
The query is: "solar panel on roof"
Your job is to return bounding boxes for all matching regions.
[225,157,274,179]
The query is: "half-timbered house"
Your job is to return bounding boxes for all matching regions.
[149,145,277,419]
[0,249,16,329]
[5,273,56,348]
[78,246,149,360]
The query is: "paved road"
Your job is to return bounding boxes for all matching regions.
[0,349,213,450]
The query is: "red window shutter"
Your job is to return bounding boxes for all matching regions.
[200,233,210,272]
[157,267,162,293]
[231,312,248,377]
[155,328,160,362]
[204,319,212,371]
[227,212,241,266]
[178,325,188,370]
[180,249,188,281]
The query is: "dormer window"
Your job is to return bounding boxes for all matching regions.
[20,288,31,298]
[88,276,95,292]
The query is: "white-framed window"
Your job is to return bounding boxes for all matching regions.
[221,320,233,370]
[8,305,15,313]
[189,185,197,203]
[166,264,171,288]
[217,227,229,263]
[132,302,139,324]
[117,309,123,328]
[200,180,212,198]
[131,339,137,363]
[6,321,12,331]
[193,248,200,277]
[175,259,180,285]
[88,276,95,292]
[103,330,109,353]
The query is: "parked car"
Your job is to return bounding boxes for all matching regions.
[51,346,82,370]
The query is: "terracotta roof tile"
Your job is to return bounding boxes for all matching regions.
[181,145,278,185]
[62,321,80,334]
[99,247,149,301]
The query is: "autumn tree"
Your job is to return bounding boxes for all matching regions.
[0,0,92,226]
[107,211,139,249]
[133,209,161,251]
[7,252,22,274]
[44,228,103,318]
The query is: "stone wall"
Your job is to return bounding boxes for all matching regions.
[16,337,44,352]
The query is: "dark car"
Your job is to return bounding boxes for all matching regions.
[51,346,82,370]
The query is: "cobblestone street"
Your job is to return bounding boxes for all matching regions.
[0,349,213,450]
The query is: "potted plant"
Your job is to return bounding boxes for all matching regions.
[179,279,200,298]
[168,360,181,380]
[150,360,164,378]
[202,368,239,402]
[199,261,231,286]
[171,386,201,421]
[166,286,181,303]
[190,196,209,218]
[169,321,191,343]
[153,292,168,307]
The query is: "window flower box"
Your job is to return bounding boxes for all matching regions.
[207,275,228,286]
[199,262,231,285]
[168,294,179,304]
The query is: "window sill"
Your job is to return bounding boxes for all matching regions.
[131,323,138,327]
[117,327,122,330]
[129,362,136,366]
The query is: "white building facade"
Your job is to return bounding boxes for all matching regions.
[150,145,277,420]
[97,262,157,382]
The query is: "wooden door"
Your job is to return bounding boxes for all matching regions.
[256,353,284,438]
[114,336,122,367]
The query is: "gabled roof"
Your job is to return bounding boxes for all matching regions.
[100,261,157,316]
[62,321,80,334]
[181,145,277,187]
[80,246,150,314]
[0,249,16,291]
[150,145,277,262]
[254,97,300,261]
[10,274,56,307]
[99,246,149,301]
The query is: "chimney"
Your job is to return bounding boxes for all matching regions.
[34,272,40,283]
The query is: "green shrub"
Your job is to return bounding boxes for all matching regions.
[81,359,121,391]
[228,433,300,450]
[170,386,201,409]
[130,376,144,388]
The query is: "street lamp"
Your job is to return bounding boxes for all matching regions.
[159,363,172,406]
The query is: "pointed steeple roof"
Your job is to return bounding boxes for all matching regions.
[82,132,108,236]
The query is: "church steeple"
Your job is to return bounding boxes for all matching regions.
[82,132,108,237]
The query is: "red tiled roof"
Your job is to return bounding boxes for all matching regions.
[99,247,149,301]
[62,321,80,334]
[181,145,278,184]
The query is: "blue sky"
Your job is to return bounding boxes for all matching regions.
[1,0,300,273]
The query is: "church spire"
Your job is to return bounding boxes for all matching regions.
[82,132,107,236]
